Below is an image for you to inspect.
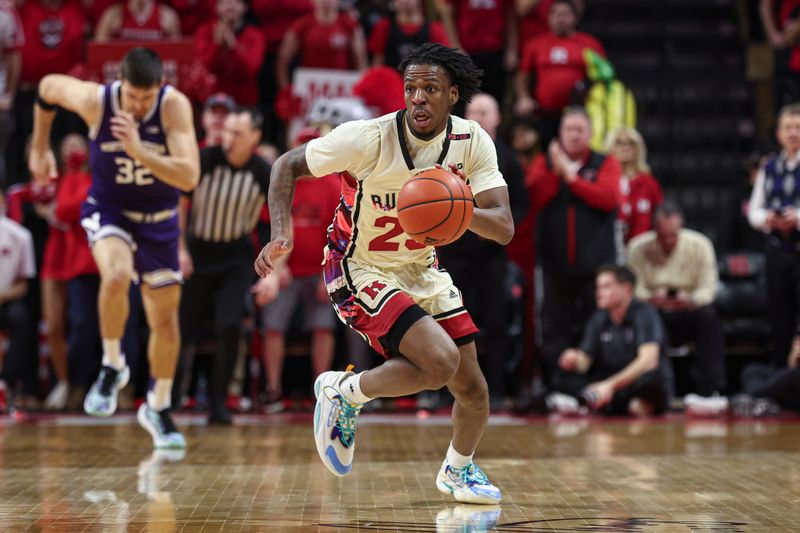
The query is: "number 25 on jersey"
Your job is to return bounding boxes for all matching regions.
[114,157,154,186]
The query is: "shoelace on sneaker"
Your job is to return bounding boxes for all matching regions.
[158,408,178,434]
[324,387,361,448]
[453,464,490,486]
[98,367,119,396]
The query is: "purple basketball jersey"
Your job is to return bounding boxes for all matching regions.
[88,81,180,212]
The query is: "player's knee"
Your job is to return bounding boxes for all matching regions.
[102,267,132,293]
[425,344,460,389]
[451,374,489,413]
[150,315,180,342]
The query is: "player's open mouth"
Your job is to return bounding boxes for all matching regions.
[413,112,431,128]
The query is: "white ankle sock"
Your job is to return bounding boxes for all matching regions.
[102,339,125,370]
[147,379,173,412]
[340,372,372,405]
[446,441,473,469]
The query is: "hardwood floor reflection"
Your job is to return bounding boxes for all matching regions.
[0,414,798,531]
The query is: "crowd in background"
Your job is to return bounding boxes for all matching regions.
[1,0,799,420]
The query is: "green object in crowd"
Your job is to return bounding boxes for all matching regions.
[584,49,616,83]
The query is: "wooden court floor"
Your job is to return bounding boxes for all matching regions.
[0,413,798,532]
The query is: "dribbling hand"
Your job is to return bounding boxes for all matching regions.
[254,239,292,278]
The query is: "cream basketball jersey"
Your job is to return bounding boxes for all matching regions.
[306,110,507,268]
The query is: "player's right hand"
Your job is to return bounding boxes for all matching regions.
[28,148,58,185]
[254,239,292,278]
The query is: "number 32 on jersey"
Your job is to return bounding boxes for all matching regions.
[114,157,154,186]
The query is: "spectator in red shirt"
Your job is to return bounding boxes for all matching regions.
[529,107,621,389]
[95,0,180,41]
[368,0,450,69]
[195,0,266,106]
[40,134,101,410]
[437,0,517,104]
[515,0,604,145]
[0,1,22,187]
[276,0,368,89]
[517,0,585,53]
[606,127,663,250]
[19,0,86,88]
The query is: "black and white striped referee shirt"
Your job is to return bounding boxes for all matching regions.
[188,145,269,248]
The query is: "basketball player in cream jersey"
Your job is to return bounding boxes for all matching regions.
[255,44,513,504]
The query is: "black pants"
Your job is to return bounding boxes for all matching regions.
[742,363,800,412]
[540,270,597,386]
[552,368,670,415]
[661,305,727,395]
[0,298,34,394]
[765,246,800,366]
[439,250,509,398]
[175,260,252,411]
[67,275,102,387]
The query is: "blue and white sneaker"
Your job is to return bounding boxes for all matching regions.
[436,504,502,532]
[313,367,362,477]
[436,461,502,504]
[84,365,130,417]
[137,404,187,449]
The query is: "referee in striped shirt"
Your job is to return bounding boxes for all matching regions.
[176,107,269,424]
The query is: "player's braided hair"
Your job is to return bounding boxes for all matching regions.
[398,43,483,104]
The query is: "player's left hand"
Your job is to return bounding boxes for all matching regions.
[584,381,614,409]
[111,111,144,160]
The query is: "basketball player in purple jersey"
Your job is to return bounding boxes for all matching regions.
[29,48,199,448]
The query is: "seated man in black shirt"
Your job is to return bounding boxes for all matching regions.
[551,265,674,416]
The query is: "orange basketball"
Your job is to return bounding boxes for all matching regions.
[397,168,473,247]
